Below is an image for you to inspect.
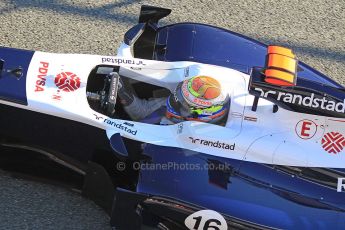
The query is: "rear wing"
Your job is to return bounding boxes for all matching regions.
[249,46,345,118]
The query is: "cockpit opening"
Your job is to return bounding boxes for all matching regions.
[86,65,230,126]
[86,65,170,121]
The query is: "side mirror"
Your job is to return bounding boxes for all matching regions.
[109,133,128,157]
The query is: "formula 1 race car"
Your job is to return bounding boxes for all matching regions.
[1,5,345,230]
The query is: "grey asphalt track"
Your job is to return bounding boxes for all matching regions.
[0,0,344,229]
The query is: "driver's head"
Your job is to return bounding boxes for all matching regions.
[166,76,229,124]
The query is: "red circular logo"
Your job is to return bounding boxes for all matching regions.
[54,72,81,92]
[295,119,317,139]
[322,132,345,154]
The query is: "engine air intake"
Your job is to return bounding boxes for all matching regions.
[264,45,297,86]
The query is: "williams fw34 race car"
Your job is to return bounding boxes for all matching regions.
[1,5,345,230]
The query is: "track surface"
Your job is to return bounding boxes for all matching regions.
[0,0,344,229]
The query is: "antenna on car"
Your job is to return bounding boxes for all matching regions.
[7,67,23,79]
[0,59,23,80]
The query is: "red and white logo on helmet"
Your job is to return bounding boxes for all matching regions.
[181,76,225,108]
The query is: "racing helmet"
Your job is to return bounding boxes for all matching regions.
[166,76,229,124]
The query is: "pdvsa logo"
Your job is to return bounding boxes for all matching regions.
[54,72,81,92]
[35,61,49,92]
